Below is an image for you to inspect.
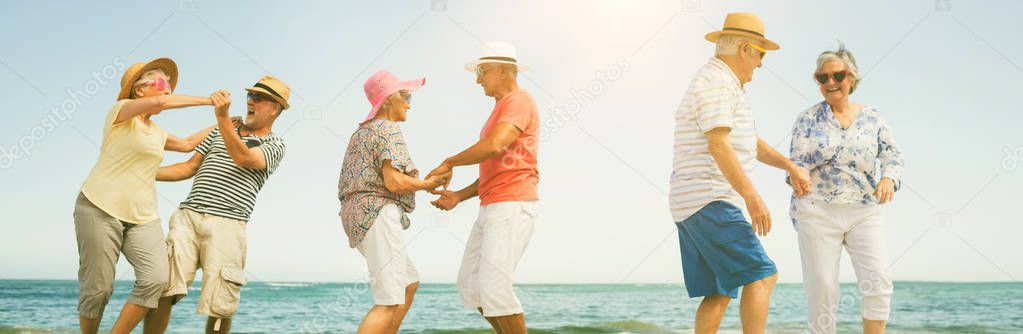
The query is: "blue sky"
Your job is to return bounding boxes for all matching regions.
[1,0,1020,284]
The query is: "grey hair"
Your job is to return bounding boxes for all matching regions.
[816,43,860,93]
[715,35,757,56]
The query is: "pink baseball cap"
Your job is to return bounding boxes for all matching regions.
[361,70,426,124]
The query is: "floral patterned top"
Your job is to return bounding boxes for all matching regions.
[339,119,418,248]
[789,102,904,221]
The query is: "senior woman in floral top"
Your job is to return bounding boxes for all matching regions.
[338,69,447,334]
[788,45,904,334]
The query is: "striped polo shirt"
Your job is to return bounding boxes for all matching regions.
[670,57,758,222]
[180,127,285,222]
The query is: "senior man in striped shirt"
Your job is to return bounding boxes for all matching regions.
[148,76,290,334]
[669,13,811,334]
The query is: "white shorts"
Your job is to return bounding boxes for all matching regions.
[457,200,539,317]
[356,204,420,306]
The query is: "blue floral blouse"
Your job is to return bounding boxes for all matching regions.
[788,102,904,219]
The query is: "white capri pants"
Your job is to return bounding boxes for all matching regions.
[793,199,893,334]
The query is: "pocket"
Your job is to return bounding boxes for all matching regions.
[520,201,540,219]
[703,201,755,245]
[209,266,246,318]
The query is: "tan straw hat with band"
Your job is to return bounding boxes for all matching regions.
[117,57,178,101]
[244,76,291,110]
[705,13,780,50]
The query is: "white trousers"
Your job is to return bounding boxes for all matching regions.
[457,200,539,317]
[794,199,893,334]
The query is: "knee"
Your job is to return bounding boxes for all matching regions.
[79,288,114,318]
[749,273,778,289]
[135,279,169,300]
[407,281,420,292]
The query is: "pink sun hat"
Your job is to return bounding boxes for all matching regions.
[361,70,426,124]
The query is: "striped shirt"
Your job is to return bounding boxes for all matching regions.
[180,127,285,222]
[670,57,758,222]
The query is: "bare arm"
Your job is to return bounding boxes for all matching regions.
[425,122,521,187]
[756,137,797,171]
[116,95,212,124]
[156,152,203,181]
[211,91,267,169]
[430,179,479,211]
[165,125,216,153]
[381,160,445,194]
[707,128,771,236]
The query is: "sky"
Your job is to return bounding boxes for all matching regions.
[1,0,1020,284]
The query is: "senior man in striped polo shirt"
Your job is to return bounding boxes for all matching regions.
[670,13,810,333]
[148,76,290,334]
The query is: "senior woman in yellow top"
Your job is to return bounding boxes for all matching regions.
[74,57,227,334]
[788,45,904,334]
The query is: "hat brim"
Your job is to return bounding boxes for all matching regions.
[464,60,531,73]
[245,87,290,110]
[117,58,179,100]
[361,77,426,124]
[705,31,780,50]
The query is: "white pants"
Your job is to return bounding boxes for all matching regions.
[357,204,420,306]
[794,199,893,334]
[457,200,539,317]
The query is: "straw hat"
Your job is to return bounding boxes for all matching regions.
[464,41,531,72]
[244,76,291,110]
[117,57,178,101]
[704,13,780,50]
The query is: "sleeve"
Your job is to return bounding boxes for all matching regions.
[693,84,735,133]
[260,137,286,174]
[103,100,132,138]
[789,110,816,170]
[194,128,218,156]
[876,116,904,191]
[495,94,534,132]
[374,123,417,177]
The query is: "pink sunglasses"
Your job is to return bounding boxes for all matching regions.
[138,77,171,91]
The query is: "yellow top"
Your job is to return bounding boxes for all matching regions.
[80,100,168,224]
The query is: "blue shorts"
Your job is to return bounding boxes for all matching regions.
[675,201,777,298]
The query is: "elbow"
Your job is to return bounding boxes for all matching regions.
[485,142,508,157]
[151,95,171,111]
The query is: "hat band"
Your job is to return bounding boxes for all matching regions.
[723,27,765,38]
[479,56,518,64]
[253,82,285,102]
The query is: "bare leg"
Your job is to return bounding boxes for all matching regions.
[109,303,151,334]
[478,308,502,334]
[143,296,175,334]
[487,313,527,334]
[79,316,101,334]
[863,319,886,334]
[205,317,233,334]
[695,295,731,334]
[390,282,419,332]
[358,305,398,334]
[739,273,778,334]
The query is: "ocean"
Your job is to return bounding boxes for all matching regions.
[1,280,1020,333]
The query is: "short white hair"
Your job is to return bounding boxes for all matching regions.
[815,43,860,93]
[715,35,757,56]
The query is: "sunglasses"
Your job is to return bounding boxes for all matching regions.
[474,65,492,78]
[746,43,766,60]
[138,77,171,91]
[247,92,273,103]
[814,70,849,85]
[399,90,412,103]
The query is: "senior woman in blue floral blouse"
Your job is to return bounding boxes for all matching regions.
[788,45,904,334]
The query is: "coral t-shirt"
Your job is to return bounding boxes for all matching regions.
[478,89,540,205]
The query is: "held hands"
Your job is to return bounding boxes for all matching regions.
[788,165,812,197]
[210,90,231,118]
[425,162,453,190]
[874,177,896,204]
[429,189,462,211]
[422,173,450,191]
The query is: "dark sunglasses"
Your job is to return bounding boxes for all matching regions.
[247,92,273,103]
[815,71,848,85]
[400,90,412,103]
